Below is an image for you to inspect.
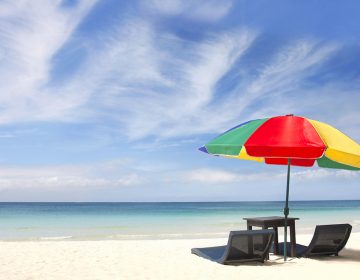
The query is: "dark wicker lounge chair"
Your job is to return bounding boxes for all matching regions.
[191,229,274,265]
[276,224,352,257]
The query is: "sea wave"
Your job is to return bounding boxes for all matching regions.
[40,236,73,240]
[104,232,228,240]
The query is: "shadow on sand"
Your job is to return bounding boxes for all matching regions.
[271,248,360,263]
[329,248,360,262]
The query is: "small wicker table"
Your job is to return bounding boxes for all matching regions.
[243,216,299,257]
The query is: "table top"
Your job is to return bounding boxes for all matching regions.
[243,216,299,222]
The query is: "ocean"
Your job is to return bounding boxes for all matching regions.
[1,201,359,241]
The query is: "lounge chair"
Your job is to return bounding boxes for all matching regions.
[276,223,352,257]
[191,229,274,264]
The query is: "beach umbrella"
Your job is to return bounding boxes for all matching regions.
[199,114,360,261]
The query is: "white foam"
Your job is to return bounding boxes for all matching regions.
[40,236,73,240]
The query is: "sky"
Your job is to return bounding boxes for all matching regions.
[0,0,359,202]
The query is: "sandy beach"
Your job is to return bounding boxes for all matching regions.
[0,232,359,280]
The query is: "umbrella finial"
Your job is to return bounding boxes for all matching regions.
[285,114,294,116]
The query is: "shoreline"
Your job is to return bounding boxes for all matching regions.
[1,225,360,242]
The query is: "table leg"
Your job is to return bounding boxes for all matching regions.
[261,226,270,260]
[273,227,279,255]
[290,222,296,257]
[247,223,253,256]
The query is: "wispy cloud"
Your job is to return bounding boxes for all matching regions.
[0,159,142,190]
[0,1,358,201]
[89,34,342,140]
[72,25,258,140]
[141,0,234,22]
[291,169,359,181]
[78,26,353,141]
[0,0,97,123]
[184,168,281,184]
[184,167,359,185]
[0,1,358,145]
[2,163,355,195]
[223,40,339,121]
[184,168,238,184]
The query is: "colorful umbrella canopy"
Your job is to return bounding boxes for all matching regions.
[199,114,360,261]
[200,115,360,170]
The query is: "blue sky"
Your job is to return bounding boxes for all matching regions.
[0,0,359,202]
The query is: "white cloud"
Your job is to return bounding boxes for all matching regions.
[291,169,359,181]
[184,168,281,184]
[246,41,337,96]
[0,160,142,190]
[189,1,233,22]
[84,29,347,141]
[221,40,339,122]
[82,26,258,140]
[143,0,184,16]
[0,0,97,123]
[115,38,340,140]
[0,1,358,146]
[184,167,359,185]
[142,0,233,22]
[185,168,238,184]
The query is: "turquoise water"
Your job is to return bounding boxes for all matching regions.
[0,201,359,241]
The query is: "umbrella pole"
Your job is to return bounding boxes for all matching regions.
[283,158,291,261]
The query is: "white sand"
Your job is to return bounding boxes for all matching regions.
[0,233,359,280]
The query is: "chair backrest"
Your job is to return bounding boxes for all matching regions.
[220,229,274,264]
[303,224,352,257]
